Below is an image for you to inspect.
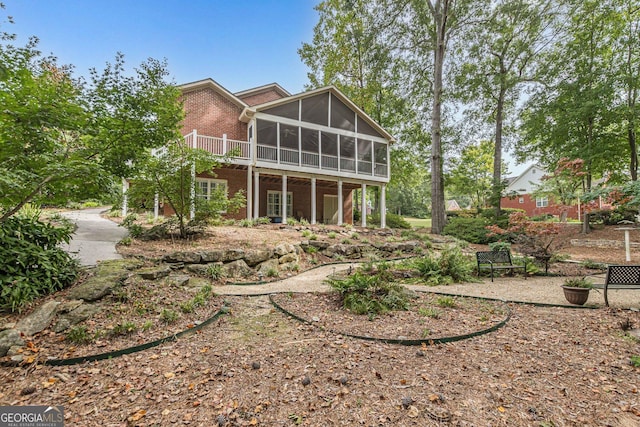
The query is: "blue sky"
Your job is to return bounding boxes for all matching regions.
[4,0,318,94]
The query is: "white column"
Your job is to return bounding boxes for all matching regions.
[337,179,343,226]
[361,183,367,228]
[246,165,253,220]
[121,178,129,217]
[223,133,228,154]
[311,177,317,225]
[153,192,159,220]
[281,174,288,224]
[253,171,260,219]
[190,129,197,220]
[381,184,387,229]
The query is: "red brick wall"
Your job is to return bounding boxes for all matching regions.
[238,88,287,106]
[181,87,247,140]
[501,194,580,220]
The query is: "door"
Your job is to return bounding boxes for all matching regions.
[323,195,338,224]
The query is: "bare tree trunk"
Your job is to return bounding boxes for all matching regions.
[430,0,448,235]
[493,84,506,219]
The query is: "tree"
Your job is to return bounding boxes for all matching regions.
[0,10,184,221]
[532,157,587,221]
[127,143,245,238]
[454,0,557,216]
[447,140,497,210]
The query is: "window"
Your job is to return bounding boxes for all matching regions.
[267,191,293,217]
[518,197,524,204]
[536,197,548,208]
[196,178,227,200]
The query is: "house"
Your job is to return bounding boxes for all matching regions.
[124,78,393,227]
[500,164,581,219]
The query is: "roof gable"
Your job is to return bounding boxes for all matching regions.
[179,78,248,109]
[505,164,546,194]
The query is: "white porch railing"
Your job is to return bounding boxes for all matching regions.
[358,160,372,175]
[195,134,251,160]
[375,163,387,177]
[280,147,299,165]
[257,144,277,162]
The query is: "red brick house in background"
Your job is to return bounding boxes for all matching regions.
[125,78,393,227]
[500,164,581,219]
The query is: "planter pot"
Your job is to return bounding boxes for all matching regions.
[561,285,590,306]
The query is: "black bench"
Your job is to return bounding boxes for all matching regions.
[595,265,640,306]
[476,251,527,282]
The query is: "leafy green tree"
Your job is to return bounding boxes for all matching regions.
[447,140,497,210]
[127,143,245,238]
[532,157,587,221]
[0,10,183,221]
[454,0,557,215]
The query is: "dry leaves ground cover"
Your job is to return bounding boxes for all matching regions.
[1,223,640,426]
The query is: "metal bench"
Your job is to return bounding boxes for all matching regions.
[599,265,640,306]
[476,250,527,282]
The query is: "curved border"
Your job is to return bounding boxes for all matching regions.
[269,293,512,346]
[3,307,228,367]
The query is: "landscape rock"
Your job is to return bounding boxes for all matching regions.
[165,274,191,287]
[257,259,280,276]
[279,253,299,264]
[163,251,202,264]
[275,242,295,256]
[15,301,60,336]
[200,249,245,263]
[56,300,83,314]
[67,275,121,302]
[138,265,172,280]
[243,249,273,266]
[53,303,102,333]
[309,240,330,250]
[221,259,253,278]
[0,329,24,357]
[96,258,144,272]
[185,264,211,276]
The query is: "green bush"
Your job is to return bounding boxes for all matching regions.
[589,207,637,225]
[443,216,499,244]
[0,215,79,313]
[328,264,414,316]
[367,213,411,229]
[413,247,474,286]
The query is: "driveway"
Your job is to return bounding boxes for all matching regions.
[60,208,128,266]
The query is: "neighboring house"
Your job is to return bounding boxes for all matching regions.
[125,78,393,227]
[446,199,461,211]
[500,164,581,219]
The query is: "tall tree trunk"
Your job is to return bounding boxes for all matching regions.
[430,1,448,235]
[493,84,506,219]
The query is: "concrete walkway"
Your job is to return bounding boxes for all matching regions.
[60,208,128,266]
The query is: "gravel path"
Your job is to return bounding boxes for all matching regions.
[214,264,640,309]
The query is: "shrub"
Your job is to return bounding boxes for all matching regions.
[120,214,143,238]
[413,247,474,286]
[66,325,93,344]
[435,296,457,308]
[160,309,179,324]
[207,264,223,280]
[368,213,411,229]
[443,217,499,244]
[328,231,337,239]
[0,215,79,313]
[328,264,414,316]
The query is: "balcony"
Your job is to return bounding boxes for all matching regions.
[184,132,388,180]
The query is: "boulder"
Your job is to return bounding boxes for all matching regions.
[185,264,212,276]
[15,301,60,336]
[163,251,202,264]
[309,240,331,250]
[0,329,24,357]
[244,249,273,266]
[279,253,299,264]
[53,303,102,333]
[275,242,295,256]
[138,265,172,280]
[165,274,191,287]
[200,249,245,263]
[257,259,280,276]
[67,275,121,302]
[221,259,253,278]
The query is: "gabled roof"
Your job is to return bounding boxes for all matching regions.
[234,83,290,99]
[240,85,396,143]
[504,163,544,193]
[178,78,248,109]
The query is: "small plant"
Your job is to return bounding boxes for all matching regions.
[66,326,92,344]
[418,307,440,318]
[266,268,279,278]
[421,328,431,338]
[582,259,607,270]
[180,301,195,313]
[301,230,312,238]
[341,238,352,245]
[328,231,337,239]
[141,320,154,331]
[286,217,298,226]
[256,216,271,225]
[118,236,132,246]
[111,321,137,336]
[562,277,593,289]
[304,245,318,254]
[207,264,223,280]
[488,241,511,252]
[309,233,318,240]
[299,218,309,226]
[145,212,157,224]
[238,218,254,228]
[161,309,179,324]
[435,296,457,308]
[631,355,640,367]
[120,214,143,238]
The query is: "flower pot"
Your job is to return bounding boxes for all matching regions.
[561,285,590,306]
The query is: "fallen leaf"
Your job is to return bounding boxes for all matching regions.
[497,406,505,413]
[128,409,147,422]
[164,372,175,379]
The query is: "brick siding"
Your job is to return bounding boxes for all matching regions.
[181,87,247,140]
[237,88,286,106]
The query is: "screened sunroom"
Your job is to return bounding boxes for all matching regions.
[242,88,392,182]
